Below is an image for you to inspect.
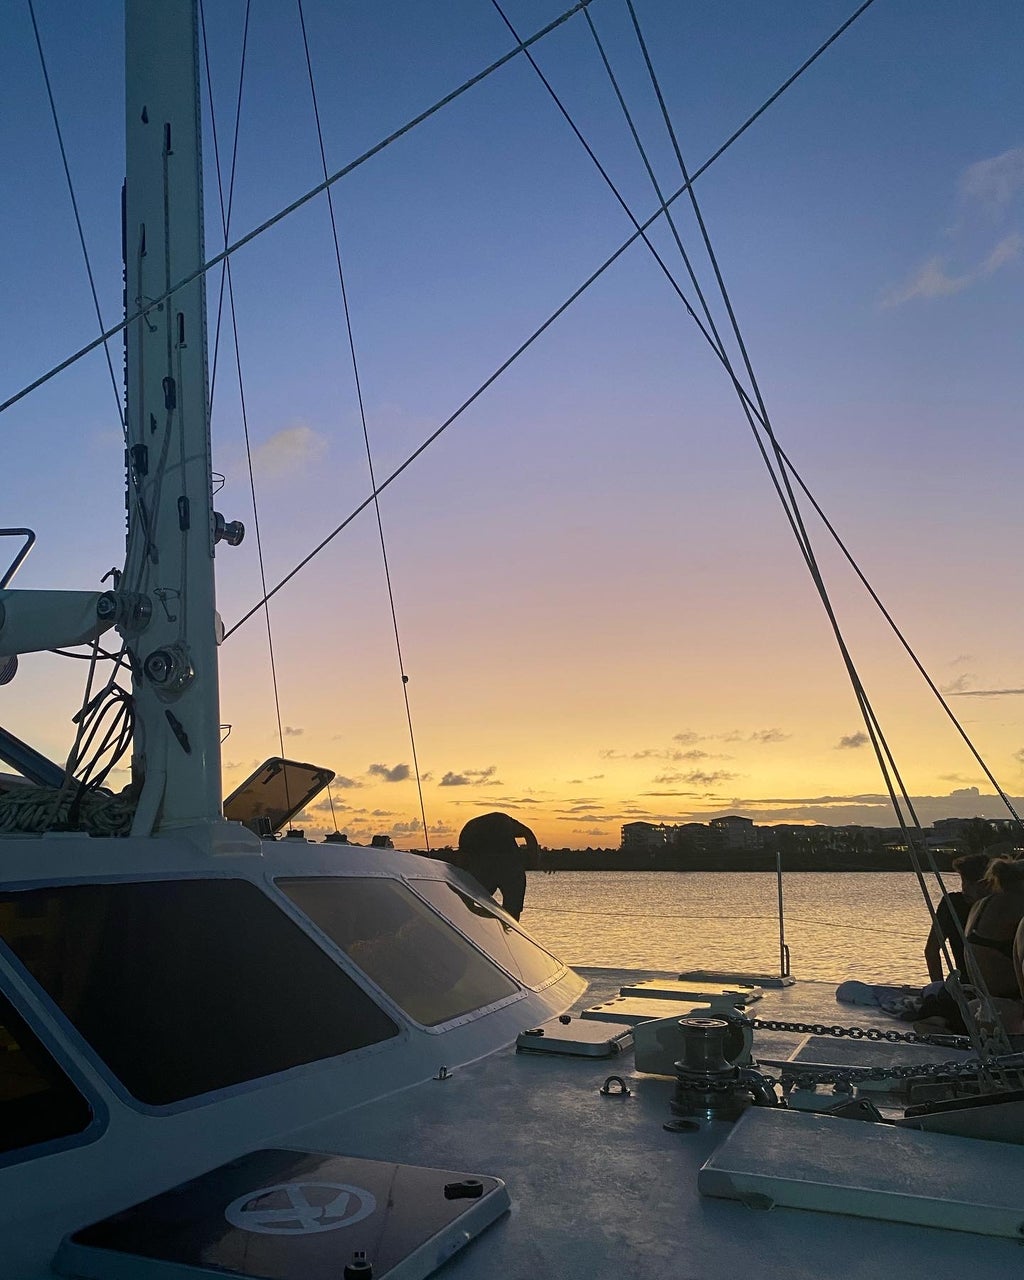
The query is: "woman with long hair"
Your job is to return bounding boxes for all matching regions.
[964,856,1024,999]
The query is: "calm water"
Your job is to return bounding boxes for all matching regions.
[520,871,934,985]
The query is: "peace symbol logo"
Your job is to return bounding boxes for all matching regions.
[224,1181,377,1235]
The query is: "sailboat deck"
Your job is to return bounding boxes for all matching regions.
[272,967,1021,1280]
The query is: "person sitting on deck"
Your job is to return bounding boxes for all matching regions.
[454,812,540,921]
[924,853,990,983]
[963,856,1024,1000]
[917,856,1024,1035]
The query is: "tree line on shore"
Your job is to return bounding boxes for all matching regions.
[412,817,1021,873]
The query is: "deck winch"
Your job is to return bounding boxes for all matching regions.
[669,1018,777,1122]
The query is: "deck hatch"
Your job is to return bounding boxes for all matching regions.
[55,1148,509,1280]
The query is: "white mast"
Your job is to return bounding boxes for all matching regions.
[122,0,237,836]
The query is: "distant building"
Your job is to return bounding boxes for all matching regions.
[672,822,712,854]
[621,821,669,853]
[709,815,759,850]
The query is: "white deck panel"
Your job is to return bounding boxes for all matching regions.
[699,1106,1024,1238]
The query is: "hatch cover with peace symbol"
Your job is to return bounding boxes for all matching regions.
[55,1148,509,1280]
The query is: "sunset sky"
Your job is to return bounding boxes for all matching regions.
[2,0,1022,848]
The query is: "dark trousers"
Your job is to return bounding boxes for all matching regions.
[465,855,526,920]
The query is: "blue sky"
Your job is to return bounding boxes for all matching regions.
[2,0,1022,846]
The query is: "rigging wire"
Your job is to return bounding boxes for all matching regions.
[16,1,993,893]
[616,3,939,856]
[775,450,1024,831]
[522,904,927,942]
[580,2,1021,853]
[203,0,252,410]
[611,0,1010,1039]
[25,0,126,441]
[198,0,292,806]
[492,0,885,981]
[296,0,431,851]
[605,0,949,962]
[27,0,145,816]
[489,0,1009,1000]
[1,0,599,418]
[221,0,880,637]
[325,780,341,835]
[579,4,739,395]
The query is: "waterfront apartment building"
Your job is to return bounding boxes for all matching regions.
[621,817,758,854]
[620,815,1018,859]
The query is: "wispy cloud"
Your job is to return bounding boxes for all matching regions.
[983,231,1023,272]
[837,732,868,749]
[959,147,1024,216]
[332,775,363,789]
[941,673,976,694]
[653,769,737,786]
[448,794,542,809]
[749,728,789,745]
[882,147,1023,307]
[702,786,1023,827]
[439,766,499,787]
[251,423,328,479]
[950,687,1024,698]
[881,256,974,305]
[304,797,339,813]
[367,762,410,783]
[283,725,303,736]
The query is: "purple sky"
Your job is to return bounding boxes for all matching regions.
[2,0,1022,847]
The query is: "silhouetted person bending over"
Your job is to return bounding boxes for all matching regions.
[456,812,540,920]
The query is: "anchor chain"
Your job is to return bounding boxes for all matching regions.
[729,1014,1024,1092]
[778,1055,1019,1092]
[739,1014,953,1046]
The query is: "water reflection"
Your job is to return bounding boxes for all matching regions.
[520,871,932,984]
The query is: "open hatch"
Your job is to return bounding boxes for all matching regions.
[223,758,335,837]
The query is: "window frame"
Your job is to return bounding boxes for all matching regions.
[271,871,540,1032]
[404,876,568,994]
[0,871,407,1116]
[0,965,107,1168]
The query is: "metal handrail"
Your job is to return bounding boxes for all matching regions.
[0,528,36,589]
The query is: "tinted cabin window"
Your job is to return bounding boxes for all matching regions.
[411,880,564,989]
[279,878,519,1026]
[0,988,92,1156]
[0,881,398,1106]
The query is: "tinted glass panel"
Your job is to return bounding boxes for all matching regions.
[0,881,398,1105]
[279,878,519,1026]
[0,987,92,1155]
[411,880,564,989]
[223,757,334,835]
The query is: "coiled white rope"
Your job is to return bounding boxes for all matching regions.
[0,784,135,837]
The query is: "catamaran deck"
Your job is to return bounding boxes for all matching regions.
[254,967,1022,1280]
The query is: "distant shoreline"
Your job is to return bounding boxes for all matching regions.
[417,849,961,873]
